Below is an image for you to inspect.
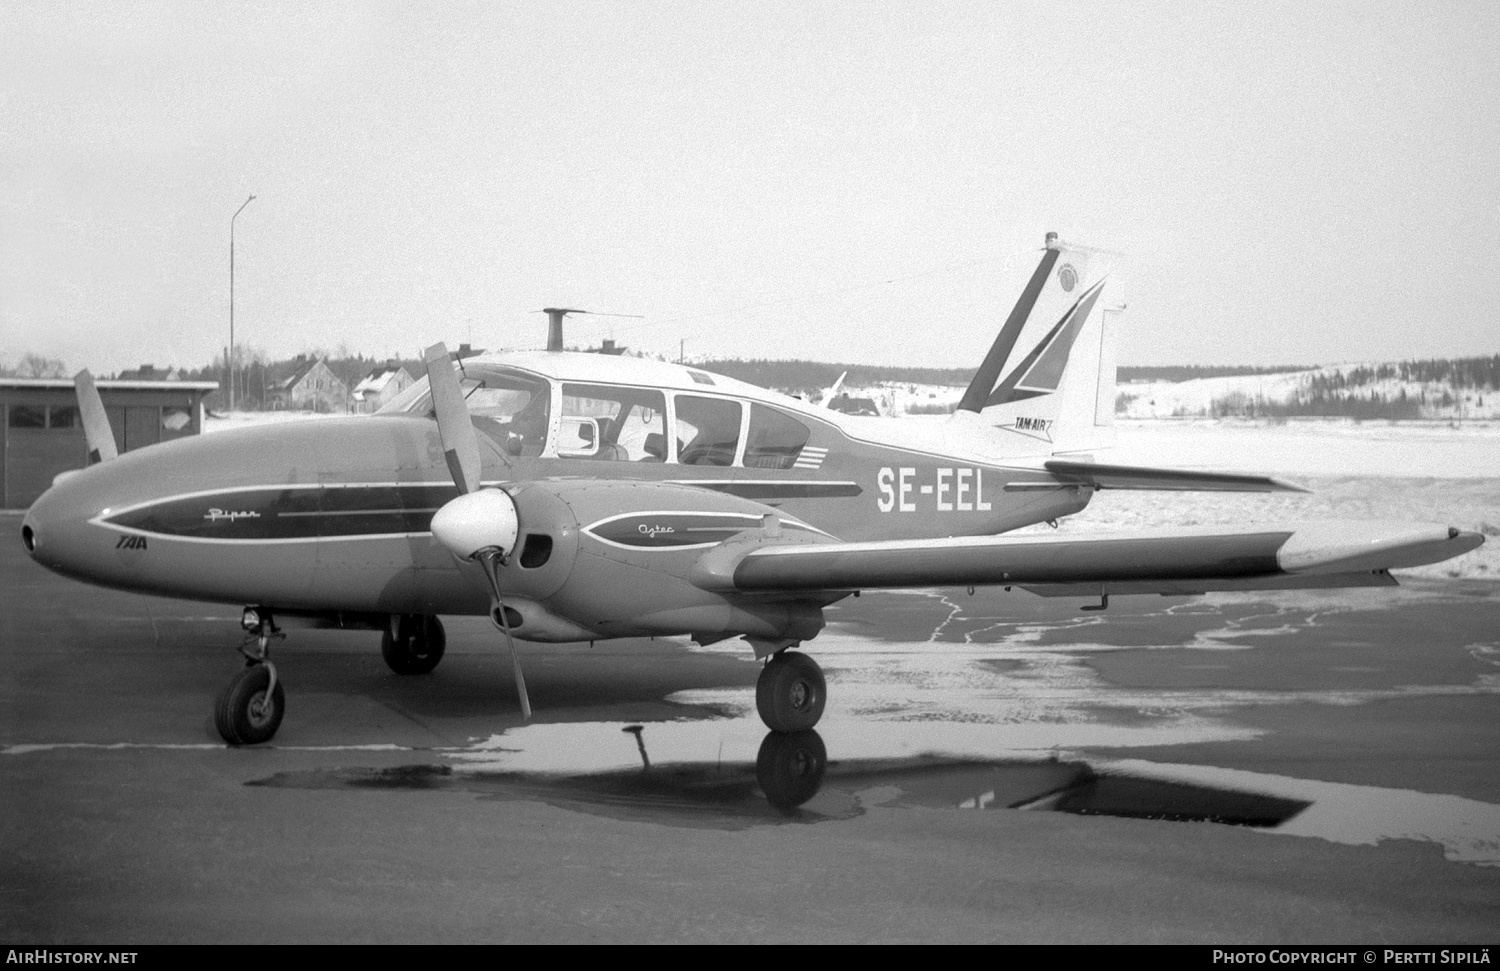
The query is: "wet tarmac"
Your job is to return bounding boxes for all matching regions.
[2,512,1498,942]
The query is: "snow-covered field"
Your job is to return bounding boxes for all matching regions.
[1038,418,1499,582]
[848,366,1500,421]
[1111,417,1500,478]
[205,410,1499,581]
[1116,366,1500,420]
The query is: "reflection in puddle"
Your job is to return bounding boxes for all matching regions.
[1025,775,1309,827]
[249,731,1309,831]
[246,722,1500,865]
[249,733,834,830]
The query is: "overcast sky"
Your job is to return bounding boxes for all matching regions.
[3,1,1498,376]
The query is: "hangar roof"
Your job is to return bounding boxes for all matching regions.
[0,378,219,392]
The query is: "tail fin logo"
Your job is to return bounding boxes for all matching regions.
[1058,264,1077,292]
[980,278,1106,407]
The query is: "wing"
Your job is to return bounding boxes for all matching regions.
[691,522,1483,596]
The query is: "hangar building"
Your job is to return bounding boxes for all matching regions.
[1,377,218,509]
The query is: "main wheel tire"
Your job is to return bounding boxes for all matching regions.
[756,650,826,733]
[756,729,827,810]
[382,614,446,675]
[214,664,285,746]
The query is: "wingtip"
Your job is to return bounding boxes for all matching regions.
[1448,528,1486,554]
[1278,521,1484,573]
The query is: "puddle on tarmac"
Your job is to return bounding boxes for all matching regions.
[249,730,1312,833]
[246,719,1500,865]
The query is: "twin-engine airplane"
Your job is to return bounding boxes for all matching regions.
[21,233,1483,745]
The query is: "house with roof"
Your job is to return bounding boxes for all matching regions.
[269,356,349,412]
[115,364,185,381]
[351,363,414,413]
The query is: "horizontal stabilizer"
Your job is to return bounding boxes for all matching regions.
[699,522,1482,595]
[1043,459,1306,493]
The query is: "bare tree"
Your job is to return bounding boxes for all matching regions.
[6,352,69,378]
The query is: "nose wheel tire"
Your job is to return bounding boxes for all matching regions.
[382,614,446,675]
[756,650,826,733]
[215,664,285,746]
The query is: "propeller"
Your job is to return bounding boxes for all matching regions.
[73,370,118,464]
[422,342,532,720]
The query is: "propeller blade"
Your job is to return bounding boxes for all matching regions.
[474,552,531,720]
[425,345,531,720]
[73,370,118,464]
[494,598,533,721]
[423,342,480,494]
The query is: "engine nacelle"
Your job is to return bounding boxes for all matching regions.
[494,478,842,644]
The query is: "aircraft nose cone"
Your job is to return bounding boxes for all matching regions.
[21,481,66,569]
[20,464,116,584]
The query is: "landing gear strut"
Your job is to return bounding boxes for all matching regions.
[215,608,285,746]
[756,650,826,733]
[381,614,446,675]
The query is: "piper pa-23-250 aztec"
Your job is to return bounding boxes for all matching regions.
[21,233,1484,746]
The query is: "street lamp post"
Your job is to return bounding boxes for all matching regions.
[229,194,256,412]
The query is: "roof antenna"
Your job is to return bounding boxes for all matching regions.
[537,308,644,352]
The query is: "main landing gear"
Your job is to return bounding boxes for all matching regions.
[381,614,446,675]
[756,649,826,733]
[215,608,285,746]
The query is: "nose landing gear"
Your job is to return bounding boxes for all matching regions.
[381,614,447,675]
[215,609,285,746]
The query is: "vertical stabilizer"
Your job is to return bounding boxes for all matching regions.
[951,235,1118,455]
[956,238,1063,414]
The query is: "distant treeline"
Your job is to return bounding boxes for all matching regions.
[700,355,1500,404]
[695,359,974,395]
[1307,356,1500,391]
[1207,390,1426,420]
[1118,364,1313,382]
[700,360,1355,393]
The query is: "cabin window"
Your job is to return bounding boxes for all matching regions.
[558,383,667,462]
[374,363,552,459]
[743,405,810,469]
[460,368,552,457]
[674,395,742,466]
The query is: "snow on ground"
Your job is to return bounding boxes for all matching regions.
[1046,420,1500,582]
[1116,371,1314,418]
[1115,366,1500,420]
[1109,417,1500,478]
[851,366,1500,421]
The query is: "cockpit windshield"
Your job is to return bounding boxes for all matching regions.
[376,363,552,457]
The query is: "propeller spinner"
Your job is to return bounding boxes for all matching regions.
[423,342,532,720]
